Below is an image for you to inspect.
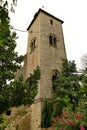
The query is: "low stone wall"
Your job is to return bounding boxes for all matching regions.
[5,106,30,130]
[17,112,31,130]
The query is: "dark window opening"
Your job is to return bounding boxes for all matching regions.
[50,19,53,25]
[6,110,11,116]
[49,35,52,45]
[53,37,56,46]
[49,35,57,47]
[52,70,59,91]
[30,38,36,52]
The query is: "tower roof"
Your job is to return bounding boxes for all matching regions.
[27,8,64,30]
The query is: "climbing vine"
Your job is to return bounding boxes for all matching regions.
[41,101,53,128]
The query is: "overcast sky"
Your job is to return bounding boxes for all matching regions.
[9,0,87,69]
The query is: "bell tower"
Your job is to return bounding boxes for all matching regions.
[26,9,66,130]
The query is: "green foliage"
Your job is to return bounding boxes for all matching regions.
[41,60,87,129]
[0,115,7,130]
[0,1,24,115]
[0,0,41,129]
[53,105,87,130]
[62,60,76,77]
[52,99,67,117]
[10,66,41,107]
[51,60,87,129]
[0,0,41,117]
[53,75,80,110]
[22,66,41,105]
[41,101,53,128]
[0,66,41,114]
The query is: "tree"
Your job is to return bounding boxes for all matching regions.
[0,66,41,115]
[0,0,41,115]
[0,0,41,128]
[0,0,23,114]
[41,60,87,129]
[52,60,87,129]
[53,60,80,110]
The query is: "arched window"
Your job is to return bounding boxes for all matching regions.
[49,34,57,47]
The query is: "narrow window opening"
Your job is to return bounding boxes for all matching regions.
[52,70,59,91]
[50,19,53,25]
[49,35,52,45]
[30,38,36,52]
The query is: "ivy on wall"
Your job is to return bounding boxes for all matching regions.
[41,101,53,128]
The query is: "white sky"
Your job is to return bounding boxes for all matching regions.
[9,0,87,69]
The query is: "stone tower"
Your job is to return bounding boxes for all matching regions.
[5,9,66,130]
[25,9,66,130]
